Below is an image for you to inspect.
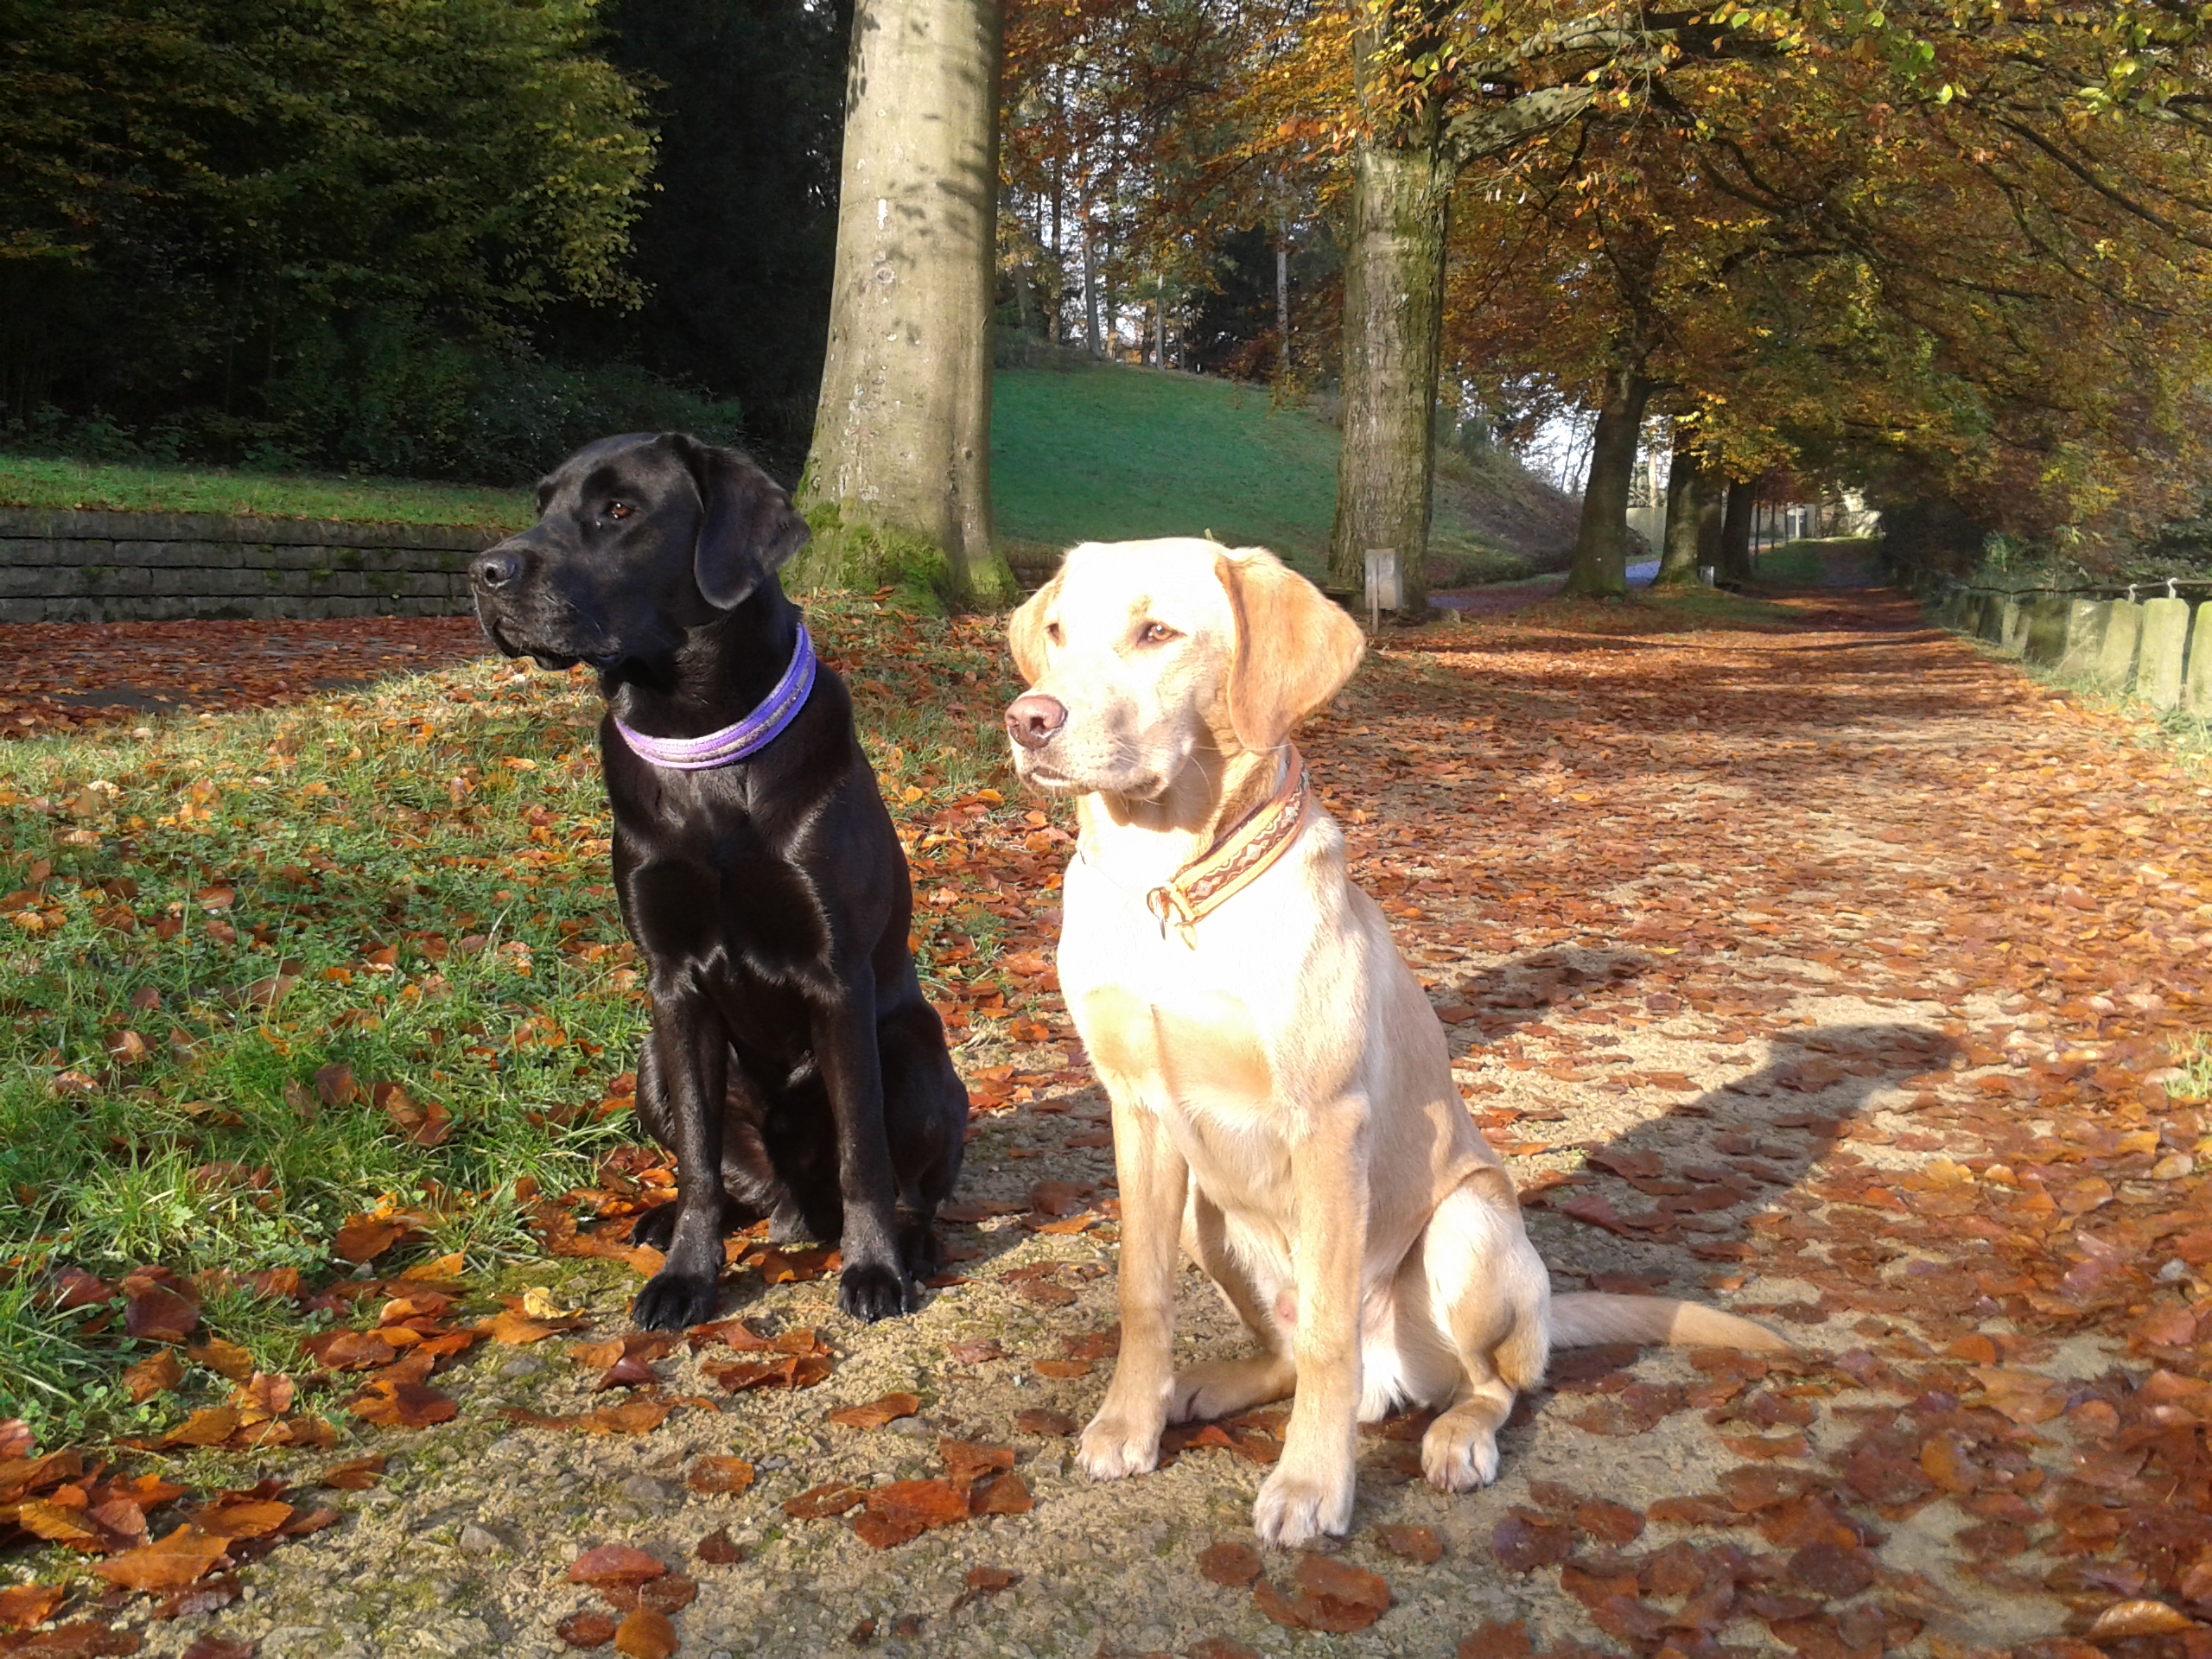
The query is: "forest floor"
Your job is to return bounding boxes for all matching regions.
[2,574,2209,1659]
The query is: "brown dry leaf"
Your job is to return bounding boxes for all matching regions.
[1455,1621,1534,1659]
[89,1524,228,1592]
[504,1398,675,1437]
[964,1566,1020,1596]
[827,1392,920,1430]
[347,1380,457,1429]
[181,1639,256,1659]
[1374,1524,1443,1565]
[556,1610,620,1649]
[317,1455,385,1491]
[191,1497,294,1540]
[16,1501,102,1551]
[1287,1554,1390,1634]
[946,1339,1002,1364]
[0,1583,66,1631]
[1491,1512,1572,1572]
[861,1478,969,1542]
[1198,1541,1265,1587]
[685,1457,754,1497]
[162,1406,243,1448]
[187,1338,256,1382]
[480,1307,575,1345]
[2081,1601,2197,1640]
[784,1483,868,1520]
[314,1063,358,1107]
[122,1273,199,1344]
[122,1348,184,1403]
[614,1610,672,1659]
[695,1529,744,1566]
[568,1546,667,1590]
[1013,1408,1077,1437]
[968,1472,1032,1516]
[333,1216,410,1264]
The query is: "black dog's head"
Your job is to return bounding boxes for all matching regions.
[470,432,810,672]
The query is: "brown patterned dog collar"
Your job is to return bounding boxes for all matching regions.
[1145,748,1313,945]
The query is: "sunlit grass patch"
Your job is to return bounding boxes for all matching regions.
[0,451,531,528]
[0,590,1045,1444]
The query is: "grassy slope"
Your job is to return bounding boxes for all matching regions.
[0,454,531,530]
[991,365,1575,582]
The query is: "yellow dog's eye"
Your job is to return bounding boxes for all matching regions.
[607,501,634,521]
[1046,621,1063,645]
[1137,621,1178,645]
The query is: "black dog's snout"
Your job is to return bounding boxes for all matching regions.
[471,547,523,589]
[1005,693,1067,750]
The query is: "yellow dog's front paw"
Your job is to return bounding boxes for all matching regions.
[1420,1414,1501,1492]
[1251,1463,1354,1548]
[1077,1409,1163,1481]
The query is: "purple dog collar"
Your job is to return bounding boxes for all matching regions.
[613,626,817,771]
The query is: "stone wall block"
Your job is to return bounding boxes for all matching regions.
[2137,598,2190,710]
[2093,601,2143,695]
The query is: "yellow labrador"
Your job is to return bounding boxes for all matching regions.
[1002,537,1784,1547]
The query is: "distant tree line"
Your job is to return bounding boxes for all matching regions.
[0,0,852,481]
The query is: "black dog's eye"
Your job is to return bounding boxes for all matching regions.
[607,500,635,521]
[1136,621,1179,646]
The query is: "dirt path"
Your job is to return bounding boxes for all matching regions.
[34,587,2212,1659]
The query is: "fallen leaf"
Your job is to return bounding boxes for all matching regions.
[1014,1409,1077,1437]
[828,1393,920,1430]
[1198,1541,1265,1587]
[89,1524,228,1592]
[685,1456,753,1497]
[695,1529,743,1565]
[568,1546,667,1590]
[0,1584,66,1631]
[347,1380,457,1429]
[556,1611,620,1649]
[784,1483,868,1520]
[1374,1524,1443,1564]
[2081,1600,2196,1640]
[317,1456,385,1491]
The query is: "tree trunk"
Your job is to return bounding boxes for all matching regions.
[1154,294,1165,366]
[1560,365,1653,598]
[1654,427,1711,587]
[1082,221,1099,356]
[798,0,1011,608]
[1275,227,1290,382]
[1719,476,1756,584]
[1327,104,1448,616]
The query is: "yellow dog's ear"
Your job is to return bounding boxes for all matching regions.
[1007,567,1065,686]
[1217,549,1366,753]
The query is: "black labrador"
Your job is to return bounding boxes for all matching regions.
[469,431,966,1327]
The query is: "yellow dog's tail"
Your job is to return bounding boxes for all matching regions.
[1549,1292,1791,1354]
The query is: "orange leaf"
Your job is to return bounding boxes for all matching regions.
[122,1349,184,1403]
[685,1457,754,1496]
[613,1607,678,1659]
[827,1393,919,1430]
[89,1524,228,1592]
[568,1545,666,1589]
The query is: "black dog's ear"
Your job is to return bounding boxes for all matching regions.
[669,435,810,609]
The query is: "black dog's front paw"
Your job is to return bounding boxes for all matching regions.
[632,1268,720,1332]
[837,1260,918,1324]
[630,1201,679,1252]
[898,1219,944,1281]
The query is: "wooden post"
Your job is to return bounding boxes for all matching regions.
[1365,547,1401,639]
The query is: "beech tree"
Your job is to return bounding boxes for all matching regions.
[798,0,1015,607]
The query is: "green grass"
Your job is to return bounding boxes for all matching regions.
[0,453,531,529]
[0,594,1040,1445]
[989,365,1531,582]
[1750,536,1883,586]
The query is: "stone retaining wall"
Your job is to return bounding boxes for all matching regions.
[1918,575,2211,714]
[0,507,504,623]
